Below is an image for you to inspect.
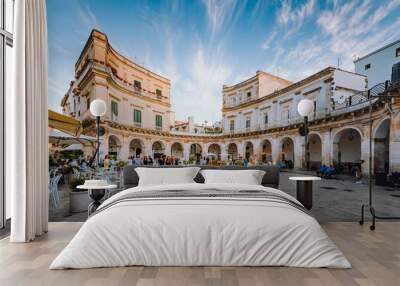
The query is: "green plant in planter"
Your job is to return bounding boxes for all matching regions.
[70,175,86,192]
[234,159,244,166]
[117,161,127,168]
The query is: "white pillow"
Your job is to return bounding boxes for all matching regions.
[200,169,265,185]
[135,167,201,186]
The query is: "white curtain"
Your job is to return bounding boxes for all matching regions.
[8,0,48,242]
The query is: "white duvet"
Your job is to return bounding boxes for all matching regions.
[50,183,350,269]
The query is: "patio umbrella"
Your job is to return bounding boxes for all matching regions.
[49,129,96,147]
[48,109,82,136]
[62,144,83,151]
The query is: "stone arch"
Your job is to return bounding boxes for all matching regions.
[374,118,390,174]
[260,139,272,164]
[108,135,121,159]
[245,141,254,161]
[190,143,203,163]
[171,142,184,158]
[208,143,222,160]
[152,140,165,159]
[129,138,144,158]
[332,127,362,174]
[308,132,322,170]
[280,137,294,168]
[227,143,238,161]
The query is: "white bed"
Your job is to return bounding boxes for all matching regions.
[50,183,350,269]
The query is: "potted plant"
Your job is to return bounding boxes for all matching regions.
[69,175,91,213]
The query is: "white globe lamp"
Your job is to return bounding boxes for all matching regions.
[89,99,107,166]
[90,99,107,117]
[297,99,314,117]
[297,98,314,170]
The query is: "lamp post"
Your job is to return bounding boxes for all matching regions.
[297,99,314,170]
[89,99,107,166]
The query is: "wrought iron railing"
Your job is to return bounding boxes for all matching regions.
[332,82,387,112]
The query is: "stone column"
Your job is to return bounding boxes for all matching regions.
[237,142,245,159]
[165,142,172,156]
[118,136,129,161]
[221,143,229,161]
[361,126,371,176]
[321,131,332,166]
[294,136,304,168]
[271,138,280,164]
[201,143,208,159]
[252,139,261,164]
[183,143,191,162]
[144,140,153,157]
[99,134,108,161]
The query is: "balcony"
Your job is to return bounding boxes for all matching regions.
[106,67,166,102]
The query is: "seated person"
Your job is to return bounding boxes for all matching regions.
[318,164,328,177]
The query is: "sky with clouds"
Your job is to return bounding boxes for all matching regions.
[47,0,400,123]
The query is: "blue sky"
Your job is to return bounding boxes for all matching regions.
[47,0,400,123]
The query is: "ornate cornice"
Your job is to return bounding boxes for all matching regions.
[222,67,335,112]
[82,100,393,143]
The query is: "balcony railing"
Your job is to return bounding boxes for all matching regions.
[331,82,386,114]
[106,67,165,102]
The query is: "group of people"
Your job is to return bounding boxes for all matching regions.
[317,164,336,178]
[49,151,92,170]
[128,155,181,166]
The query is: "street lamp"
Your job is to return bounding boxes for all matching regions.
[297,99,314,170]
[90,99,107,166]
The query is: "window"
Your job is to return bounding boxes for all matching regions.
[111,100,118,121]
[156,89,162,99]
[247,92,251,98]
[264,113,269,125]
[230,120,235,132]
[313,100,317,113]
[396,47,400,57]
[134,80,141,90]
[133,109,141,127]
[246,118,251,130]
[365,63,371,70]
[1,0,15,228]
[155,114,162,129]
[86,98,90,111]
[281,108,289,121]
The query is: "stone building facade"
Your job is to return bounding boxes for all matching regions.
[61,30,400,176]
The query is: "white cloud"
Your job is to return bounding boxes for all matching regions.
[261,31,277,50]
[202,0,245,36]
[277,0,316,26]
[76,2,99,30]
[317,0,400,69]
[172,46,232,122]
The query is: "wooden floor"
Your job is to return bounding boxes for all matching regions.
[0,222,399,286]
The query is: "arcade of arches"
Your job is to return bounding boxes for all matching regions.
[98,112,400,176]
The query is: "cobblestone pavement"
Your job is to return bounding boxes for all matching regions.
[49,170,400,223]
[280,170,400,223]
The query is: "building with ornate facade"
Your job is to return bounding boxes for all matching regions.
[61,30,400,176]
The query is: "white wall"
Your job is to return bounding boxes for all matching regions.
[354,41,400,88]
[334,69,366,91]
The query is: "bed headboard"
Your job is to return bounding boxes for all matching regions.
[123,165,280,189]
